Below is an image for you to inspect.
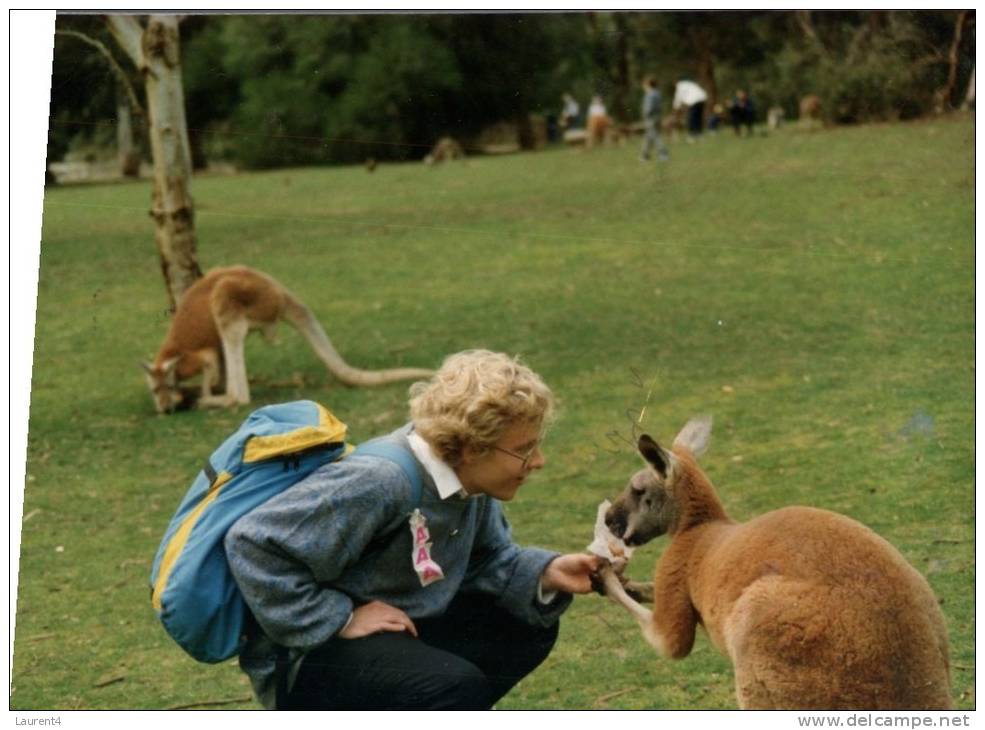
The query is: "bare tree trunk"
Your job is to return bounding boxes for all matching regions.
[689,25,717,111]
[936,10,969,113]
[115,86,140,177]
[106,13,202,311]
[611,13,632,124]
[961,65,975,110]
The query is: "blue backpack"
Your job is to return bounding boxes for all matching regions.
[150,400,423,663]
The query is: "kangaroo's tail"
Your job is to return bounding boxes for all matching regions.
[281,291,433,387]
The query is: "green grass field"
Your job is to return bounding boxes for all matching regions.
[13,117,975,710]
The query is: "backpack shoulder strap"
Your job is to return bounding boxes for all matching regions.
[351,440,424,508]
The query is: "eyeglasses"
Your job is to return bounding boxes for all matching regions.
[492,441,542,469]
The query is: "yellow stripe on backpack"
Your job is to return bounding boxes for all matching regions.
[151,471,232,611]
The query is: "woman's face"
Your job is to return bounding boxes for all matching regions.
[455,421,545,501]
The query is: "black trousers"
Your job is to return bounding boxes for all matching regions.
[730,106,754,135]
[278,593,560,710]
[687,101,706,135]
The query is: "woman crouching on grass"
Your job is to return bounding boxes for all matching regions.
[225,349,601,710]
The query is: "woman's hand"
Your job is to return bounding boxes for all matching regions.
[339,600,418,639]
[542,553,603,594]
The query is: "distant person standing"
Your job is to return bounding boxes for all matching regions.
[672,77,708,142]
[639,77,669,162]
[560,93,581,131]
[729,89,755,137]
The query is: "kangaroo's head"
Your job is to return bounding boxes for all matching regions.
[605,415,714,546]
[141,357,184,414]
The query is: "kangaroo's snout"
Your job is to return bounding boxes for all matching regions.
[604,502,628,540]
[605,500,648,546]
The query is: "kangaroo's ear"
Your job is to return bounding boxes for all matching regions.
[139,360,154,374]
[160,356,180,373]
[673,415,713,457]
[638,434,670,477]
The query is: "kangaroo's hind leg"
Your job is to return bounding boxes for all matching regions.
[199,291,252,408]
[216,317,250,405]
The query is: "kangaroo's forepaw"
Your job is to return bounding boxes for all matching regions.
[625,581,654,604]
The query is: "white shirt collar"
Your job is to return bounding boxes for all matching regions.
[407,430,469,500]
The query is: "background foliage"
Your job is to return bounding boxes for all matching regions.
[47,11,974,169]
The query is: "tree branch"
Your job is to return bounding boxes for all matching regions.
[165,695,254,711]
[54,29,145,118]
[942,10,970,111]
[795,10,827,56]
[104,14,145,69]
[929,11,970,113]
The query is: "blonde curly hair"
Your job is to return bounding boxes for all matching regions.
[409,350,555,466]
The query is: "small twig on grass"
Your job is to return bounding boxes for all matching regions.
[591,610,620,633]
[94,675,126,688]
[25,633,56,642]
[592,687,635,707]
[166,695,254,710]
[23,509,41,523]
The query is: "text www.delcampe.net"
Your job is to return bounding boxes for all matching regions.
[797,714,972,728]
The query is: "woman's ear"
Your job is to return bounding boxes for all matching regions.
[458,443,482,465]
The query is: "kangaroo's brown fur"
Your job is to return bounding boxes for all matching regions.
[424,137,465,165]
[141,265,433,413]
[799,94,823,129]
[600,417,952,710]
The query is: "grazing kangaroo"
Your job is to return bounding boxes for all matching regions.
[598,416,953,710]
[141,266,433,413]
[799,94,823,130]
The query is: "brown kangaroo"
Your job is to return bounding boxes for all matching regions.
[141,266,433,413]
[599,416,952,710]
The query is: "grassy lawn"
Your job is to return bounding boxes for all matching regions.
[12,116,974,710]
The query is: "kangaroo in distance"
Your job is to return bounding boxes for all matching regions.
[598,416,952,710]
[141,266,434,414]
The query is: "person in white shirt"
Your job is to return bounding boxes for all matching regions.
[672,78,709,141]
[560,93,580,130]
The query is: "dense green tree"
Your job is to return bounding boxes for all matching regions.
[180,15,241,168]
[206,13,595,165]
[46,11,974,172]
[194,15,464,166]
[433,13,594,145]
